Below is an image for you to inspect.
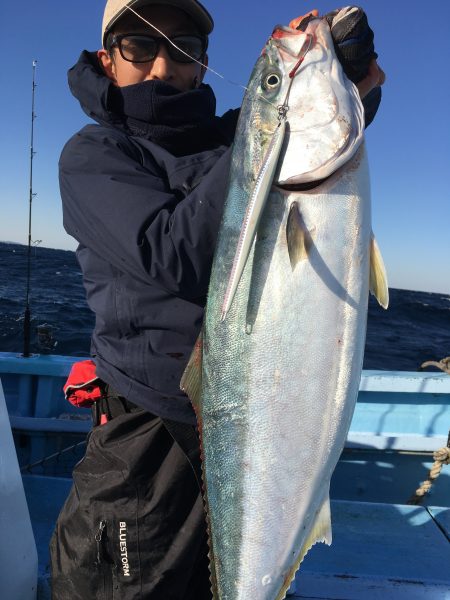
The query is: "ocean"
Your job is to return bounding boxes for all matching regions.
[1,241,449,371]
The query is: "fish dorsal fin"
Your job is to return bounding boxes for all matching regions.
[286,201,314,269]
[180,329,203,411]
[276,495,332,600]
[370,233,389,309]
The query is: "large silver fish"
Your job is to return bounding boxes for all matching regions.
[182,16,388,600]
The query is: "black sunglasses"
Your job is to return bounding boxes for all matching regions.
[108,33,207,64]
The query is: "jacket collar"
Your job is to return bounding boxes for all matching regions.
[68,51,236,155]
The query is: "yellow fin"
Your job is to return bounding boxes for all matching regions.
[286,201,313,269]
[180,329,203,411]
[276,496,332,600]
[299,495,332,562]
[370,234,389,309]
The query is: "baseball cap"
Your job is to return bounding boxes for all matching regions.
[102,0,214,46]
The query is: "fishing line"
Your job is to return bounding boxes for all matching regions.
[124,6,284,112]
[277,33,314,121]
[123,9,314,118]
[125,5,249,92]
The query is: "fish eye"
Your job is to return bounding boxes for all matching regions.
[262,72,281,90]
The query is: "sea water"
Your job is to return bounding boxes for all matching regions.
[1,241,449,370]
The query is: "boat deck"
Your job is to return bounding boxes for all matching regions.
[295,500,449,599]
[1,353,449,598]
[23,474,450,599]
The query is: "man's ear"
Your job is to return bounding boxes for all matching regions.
[97,49,117,83]
[199,53,208,83]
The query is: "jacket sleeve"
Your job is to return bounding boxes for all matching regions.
[60,127,232,300]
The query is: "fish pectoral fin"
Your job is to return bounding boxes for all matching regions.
[286,201,313,269]
[370,233,389,309]
[180,329,203,411]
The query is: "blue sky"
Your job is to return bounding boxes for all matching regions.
[1,1,449,294]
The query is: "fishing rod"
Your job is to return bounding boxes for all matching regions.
[23,60,37,358]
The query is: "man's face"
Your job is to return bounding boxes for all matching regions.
[98,5,207,91]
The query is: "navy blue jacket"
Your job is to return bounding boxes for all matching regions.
[61,52,239,423]
[61,51,379,424]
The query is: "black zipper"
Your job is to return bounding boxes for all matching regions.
[95,520,107,565]
[94,519,114,599]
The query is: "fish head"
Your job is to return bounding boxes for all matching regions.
[219,19,366,321]
[254,17,365,186]
[234,33,290,179]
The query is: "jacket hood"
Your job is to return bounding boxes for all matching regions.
[68,51,122,129]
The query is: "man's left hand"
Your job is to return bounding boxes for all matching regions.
[357,59,385,100]
[289,7,385,100]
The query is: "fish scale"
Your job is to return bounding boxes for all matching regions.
[207,149,371,600]
[182,16,388,600]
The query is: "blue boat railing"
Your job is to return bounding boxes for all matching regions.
[1,352,449,438]
[0,353,91,477]
[1,352,449,600]
[0,351,449,504]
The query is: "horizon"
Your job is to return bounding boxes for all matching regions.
[2,239,448,298]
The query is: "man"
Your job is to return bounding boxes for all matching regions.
[50,2,384,598]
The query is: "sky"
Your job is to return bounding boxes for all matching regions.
[0,1,449,294]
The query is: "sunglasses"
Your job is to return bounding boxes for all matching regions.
[108,33,207,64]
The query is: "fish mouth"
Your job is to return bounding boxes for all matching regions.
[271,20,321,58]
[268,18,365,187]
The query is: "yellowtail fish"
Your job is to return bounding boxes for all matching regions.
[182,15,388,600]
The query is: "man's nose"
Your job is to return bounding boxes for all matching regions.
[146,43,174,81]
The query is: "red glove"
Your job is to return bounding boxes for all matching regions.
[63,359,102,408]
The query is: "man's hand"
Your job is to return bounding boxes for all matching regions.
[289,7,385,100]
[357,59,385,100]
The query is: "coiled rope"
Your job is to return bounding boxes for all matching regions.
[407,438,450,505]
[419,356,450,375]
[407,357,450,505]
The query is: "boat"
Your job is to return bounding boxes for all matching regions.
[1,351,449,599]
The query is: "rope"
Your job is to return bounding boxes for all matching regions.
[407,433,450,505]
[420,356,450,375]
[409,359,450,504]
